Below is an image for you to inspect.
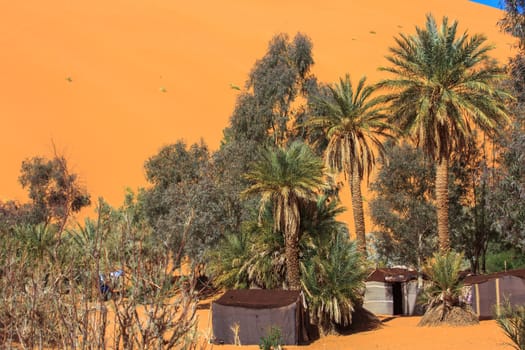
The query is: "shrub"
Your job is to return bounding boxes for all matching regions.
[497,301,525,350]
[259,326,283,350]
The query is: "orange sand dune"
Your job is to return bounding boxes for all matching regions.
[0,1,515,224]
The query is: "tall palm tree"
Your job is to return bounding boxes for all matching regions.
[378,14,511,252]
[243,141,325,290]
[307,74,392,254]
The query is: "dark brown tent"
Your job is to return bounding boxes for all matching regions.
[211,289,311,345]
[464,269,525,319]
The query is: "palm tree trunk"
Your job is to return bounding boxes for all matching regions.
[350,166,367,256]
[285,199,302,290]
[436,159,450,252]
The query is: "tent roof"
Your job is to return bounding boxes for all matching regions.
[366,268,419,283]
[213,289,301,309]
[463,269,525,285]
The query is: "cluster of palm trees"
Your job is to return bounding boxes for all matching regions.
[243,14,511,291]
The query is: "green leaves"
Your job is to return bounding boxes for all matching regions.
[307,74,391,180]
[421,251,465,309]
[497,301,525,350]
[301,234,366,334]
[243,141,326,224]
[379,14,511,162]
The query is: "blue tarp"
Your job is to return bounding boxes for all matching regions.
[470,0,505,10]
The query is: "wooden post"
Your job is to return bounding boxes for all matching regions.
[475,284,480,317]
[495,278,501,317]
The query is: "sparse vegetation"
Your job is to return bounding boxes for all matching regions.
[497,301,525,350]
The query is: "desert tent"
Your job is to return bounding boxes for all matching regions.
[212,289,310,345]
[363,268,420,316]
[464,269,525,319]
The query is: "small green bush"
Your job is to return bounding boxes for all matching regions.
[259,326,283,350]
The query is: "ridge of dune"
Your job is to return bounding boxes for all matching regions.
[0,0,515,223]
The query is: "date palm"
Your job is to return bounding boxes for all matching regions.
[378,14,511,252]
[243,141,325,290]
[418,251,478,326]
[307,74,391,254]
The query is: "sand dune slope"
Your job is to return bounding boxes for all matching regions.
[0,0,515,215]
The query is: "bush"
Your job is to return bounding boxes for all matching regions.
[497,301,525,350]
[485,248,525,273]
[259,326,283,350]
[0,200,208,349]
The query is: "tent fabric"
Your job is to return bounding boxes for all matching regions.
[364,268,422,316]
[212,289,311,345]
[465,270,525,319]
[366,267,419,283]
[363,281,393,315]
[464,269,525,285]
[214,289,301,309]
[212,302,299,345]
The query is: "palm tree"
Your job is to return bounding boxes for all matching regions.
[301,233,366,334]
[243,141,325,290]
[378,14,511,252]
[307,74,392,254]
[418,251,478,326]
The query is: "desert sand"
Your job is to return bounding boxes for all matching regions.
[0,1,515,225]
[195,307,515,350]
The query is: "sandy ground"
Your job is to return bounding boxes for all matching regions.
[195,307,515,350]
[0,0,515,227]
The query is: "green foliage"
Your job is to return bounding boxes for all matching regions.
[208,219,285,290]
[209,229,252,289]
[379,14,510,162]
[243,142,325,290]
[300,195,347,246]
[0,200,34,231]
[370,138,500,273]
[210,196,349,293]
[485,246,525,273]
[448,138,498,273]
[143,140,230,265]
[243,141,326,231]
[369,141,437,268]
[420,251,465,311]
[18,154,91,230]
[0,196,205,349]
[306,74,391,180]
[301,233,366,334]
[489,118,525,250]
[499,0,525,50]
[259,326,283,350]
[215,33,318,245]
[13,223,57,262]
[305,74,392,254]
[491,2,525,243]
[224,32,315,146]
[144,140,210,190]
[379,13,511,252]
[497,301,525,350]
